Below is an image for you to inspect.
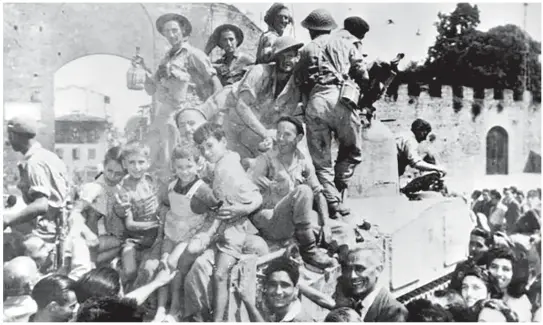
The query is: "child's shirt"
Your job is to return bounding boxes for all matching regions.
[163,177,214,243]
[212,151,262,256]
[3,295,38,322]
[114,174,160,247]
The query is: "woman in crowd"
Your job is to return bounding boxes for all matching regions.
[255,3,293,64]
[205,24,254,86]
[470,298,519,322]
[486,246,533,322]
[68,146,126,266]
[457,265,500,308]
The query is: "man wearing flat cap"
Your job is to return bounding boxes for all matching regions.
[4,115,70,253]
[223,35,304,161]
[205,24,254,86]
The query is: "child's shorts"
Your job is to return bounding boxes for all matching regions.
[215,218,250,259]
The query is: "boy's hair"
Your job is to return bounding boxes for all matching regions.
[170,145,201,163]
[193,122,225,145]
[433,288,466,309]
[470,298,519,322]
[174,108,207,129]
[103,145,124,165]
[74,267,121,303]
[406,298,454,322]
[31,274,75,310]
[489,189,502,200]
[324,307,361,322]
[264,257,300,286]
[75,296,144,322]
[121,141,150,159]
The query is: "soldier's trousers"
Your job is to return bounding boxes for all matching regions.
[305,84,363,205]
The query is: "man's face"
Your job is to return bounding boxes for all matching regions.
[276,50,299,73]
[482,191,490,202]
[200,136,227,164]
[23,237,53,271]
[123,153,149,179]
[276,121,301,155]
[342,250,383,297]
[7,131,25,153]
[469,234,489,257]
[49,290,79,322]
[219,30,237,54]
[177,110,206,140]
[273,8,291,34]
[103,160,125,186]
[264,270,297,311]
[162,20,185,46]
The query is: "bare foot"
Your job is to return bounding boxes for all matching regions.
[152,309,167,323]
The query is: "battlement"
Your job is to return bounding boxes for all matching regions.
[386,84,539,108]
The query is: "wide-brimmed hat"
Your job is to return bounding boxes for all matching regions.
[204,24,244,55]
[156,13,192,36]
[301,8,337,31]
[271,36,304,60]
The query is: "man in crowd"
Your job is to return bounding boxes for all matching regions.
[334,242,408,321]
[473,189,492,217]
[236,257,316,322]
[29,274,79,322]
[397,118,447,177]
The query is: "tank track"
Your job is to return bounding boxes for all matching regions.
[396,272,453,304]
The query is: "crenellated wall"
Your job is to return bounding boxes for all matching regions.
[374,85,541,183]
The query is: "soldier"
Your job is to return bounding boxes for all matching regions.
[224,36,303,161]
[205,24,254,86]
[279,10,369,218]
[4,115,70,267]
[396,119,447,177]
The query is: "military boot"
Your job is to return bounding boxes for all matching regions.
[295,228,336,269]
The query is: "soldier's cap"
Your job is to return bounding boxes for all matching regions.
[344,16,370,39]
[156,13,192,36]
[301,8,337,31]
[7,115,39,137]
[411,118,432,133]
[204,24,244,55]
[264,3,292,27]
[271,36,304,60]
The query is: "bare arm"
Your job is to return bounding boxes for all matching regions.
[413,161,446,175]
[239,295,266,322]
[211,75,223,94]
[299,281,336,310]
[4,196,48,228]
[125,210,158,232]
[125,266,178,306]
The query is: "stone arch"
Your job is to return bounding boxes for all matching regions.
[486,126,509,175]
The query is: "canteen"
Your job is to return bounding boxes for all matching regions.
[339,79,360,111]
[126,47,147,91]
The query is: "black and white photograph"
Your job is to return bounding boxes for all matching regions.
[3,1,542,322]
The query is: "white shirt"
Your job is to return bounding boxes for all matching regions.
[359,286,381,320]
[277,299,302,322]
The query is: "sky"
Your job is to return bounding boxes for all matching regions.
[53,2,541,131]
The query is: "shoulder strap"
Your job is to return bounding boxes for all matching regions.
[186,179,204,200]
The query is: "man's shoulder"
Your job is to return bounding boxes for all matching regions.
[365,287,407,322]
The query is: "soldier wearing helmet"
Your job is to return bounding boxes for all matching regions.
[223,35,304,161]
[278,10,370,219]
[396,118,447,177]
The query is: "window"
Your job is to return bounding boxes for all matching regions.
[72,148,80,160]
[55,148,64,159]
[88,148,96,160]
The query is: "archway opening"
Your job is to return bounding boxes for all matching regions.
[486,126,509,175]
[54,54,152,184]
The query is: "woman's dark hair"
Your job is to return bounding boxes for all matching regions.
[74,267,122,303]
[486,246,529,298]
[406,299,454,322]
[452,264,501,298]
[324,307,361,322]
[95,146,125,180]
[264,257,300,286]
[471,227,494,247]
[471,190,482,200]
[470,298,519,322]
[75,296,144,322]
[264,3,293,27]
[31,274,76,309]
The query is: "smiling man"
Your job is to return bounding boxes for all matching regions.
[334,242,407,322]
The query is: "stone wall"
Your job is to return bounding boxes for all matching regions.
[375,85,541,182]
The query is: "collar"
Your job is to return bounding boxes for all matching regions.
[222,50,240,60]
[360,286,381,311]
[277,299,302,322]
[23,142,42,160]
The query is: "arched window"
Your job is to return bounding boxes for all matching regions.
[486,126,508,175]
